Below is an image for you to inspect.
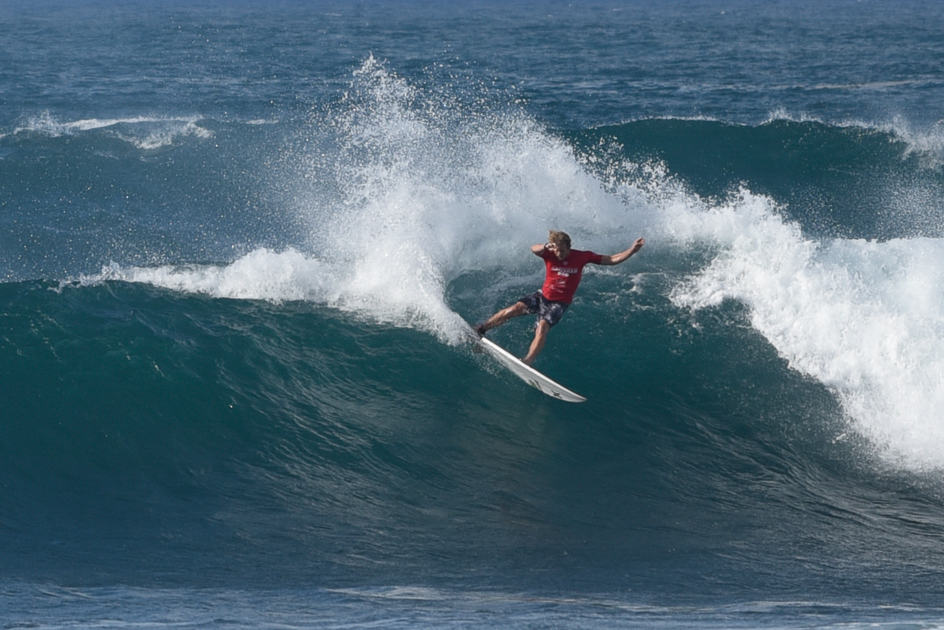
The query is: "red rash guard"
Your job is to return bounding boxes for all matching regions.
[540,249,603,303]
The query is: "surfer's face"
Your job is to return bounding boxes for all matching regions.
[549,242,569,260]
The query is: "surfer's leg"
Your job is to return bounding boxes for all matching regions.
[477,299,531,335]
[522,320,550,365]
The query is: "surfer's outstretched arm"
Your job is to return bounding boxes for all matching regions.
[600,238,645,265]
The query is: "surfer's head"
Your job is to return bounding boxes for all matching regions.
[548,230,571,259]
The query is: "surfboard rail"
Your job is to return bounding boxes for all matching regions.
[478,337,586,403]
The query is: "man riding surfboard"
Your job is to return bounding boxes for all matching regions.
[475,230,645,364]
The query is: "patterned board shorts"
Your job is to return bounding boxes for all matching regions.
[518,291,570,327]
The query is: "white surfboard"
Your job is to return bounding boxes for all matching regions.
[478,336,586,403]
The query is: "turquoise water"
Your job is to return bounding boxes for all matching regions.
[3,1,944,627]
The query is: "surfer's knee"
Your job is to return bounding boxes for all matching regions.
[508,301,529,316]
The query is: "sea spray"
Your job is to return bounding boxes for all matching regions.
[283,57,659,342]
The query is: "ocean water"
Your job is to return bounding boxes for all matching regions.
[3,1,944,627]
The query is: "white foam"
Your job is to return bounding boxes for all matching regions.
[13,111,213,149]
[82,247,471,343]
[85,249,329,302]
[668,187,944,471]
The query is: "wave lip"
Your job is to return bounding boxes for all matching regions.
[762,109,944,165]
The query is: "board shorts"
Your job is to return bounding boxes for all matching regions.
[518,291,570,327]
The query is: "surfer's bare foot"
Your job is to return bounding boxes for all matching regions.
[474,324,487,337]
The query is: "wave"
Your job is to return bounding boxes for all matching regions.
[763,109,944,165]
[669,200,944,471]
[45,58,940,474]
[4,270,943,592]
[77,209,944,474]
[5,59,944,595]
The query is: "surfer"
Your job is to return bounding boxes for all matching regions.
[475,230,645,364]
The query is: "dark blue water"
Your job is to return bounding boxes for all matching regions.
[3,1,944,627]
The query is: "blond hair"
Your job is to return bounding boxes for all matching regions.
[548,230,571,249]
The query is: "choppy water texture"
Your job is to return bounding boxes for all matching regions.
[3,1,944,628]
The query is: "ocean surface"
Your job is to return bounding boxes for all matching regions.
[3,1,944,627]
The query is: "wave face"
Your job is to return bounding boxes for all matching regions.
[4,2,944,622]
